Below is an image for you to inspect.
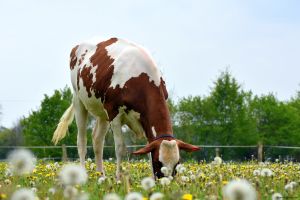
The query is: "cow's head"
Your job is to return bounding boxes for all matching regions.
[132,138,200,178]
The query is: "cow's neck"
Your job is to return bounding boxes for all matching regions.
[141,99,173,142]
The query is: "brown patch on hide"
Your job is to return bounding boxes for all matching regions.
[70,45,79,70]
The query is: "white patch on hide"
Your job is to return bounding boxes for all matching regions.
[159,140,180,172]
[151,126,157,137]
[106,39,162,89]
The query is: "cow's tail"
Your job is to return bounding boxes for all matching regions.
[52,104,75,145]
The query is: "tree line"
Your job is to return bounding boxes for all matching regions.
[1,70,300,161]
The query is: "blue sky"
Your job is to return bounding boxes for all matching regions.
[0,0,300,127]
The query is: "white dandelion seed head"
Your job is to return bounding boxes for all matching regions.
[213,156,222,165]
[90,163,96,170]
[125,192,143,200]
[31,187,37,193]
[11,188,36,200]
[59,164,88,186]
[48,187,56,195]
[168,176,173,181]
[181,176,189,182]
[87,158,92,162]
[160,177,171,186]
[63,186,78,199]
[4,179,11,185]
[54,162,60,168]
[261,168,273,177]
[223,179,257,200]
[253,170,261,176]
[150,192,164,200]
[190,174,196,180]
[97,177,106,185]
[272,193,283,200]
[5,168,13,177]
[46,164,52,170]
[103,193,121,200]
[161,166,170,176]
[141,177,155,190]
[7,149,36,175]
[285,183,294,192]
[177,165,186,174]
[175,164,183,172]
[76,192,89,200]
[290,181,298,188]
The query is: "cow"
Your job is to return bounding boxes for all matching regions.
[52,37,200,179]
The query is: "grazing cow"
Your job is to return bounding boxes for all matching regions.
[52,37,200,179]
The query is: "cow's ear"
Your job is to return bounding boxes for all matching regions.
[132,142,156,155]
[176,139,200,152]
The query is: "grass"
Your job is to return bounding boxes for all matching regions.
[0,159,299,199]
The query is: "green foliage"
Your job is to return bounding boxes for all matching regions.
[20,87,79,158]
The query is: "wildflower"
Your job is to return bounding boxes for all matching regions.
[5,169,12,177]
[90,163,96,170]
[4,179,11,185]
[176,164,186,174]
[125,192,143,200]
[63,186,78,199]
[290,181,298,188]
[190,174,196,180]
[141,177,155,190]
[161,167,170,176]
[109,157,113,161]
[7,149,36,175]
[59,164,88,186]
[253,170,260,176]
[87,158,92,162]
[0,193,7,199]
[260,168,273,177]
[223,179,257,200]
[97,177,106,185]
[11,188,36,200]
[46,164,52,170]
[182,193,193,200]
[48,188,56,195]
[272,193,283,200]
[213,156,222,165]
[76,192,89,200]
[176,164,183,172]
[160,177,171,186]
[285,183,293,193]
[181,176,189,182]
[31,187,37,193]
[103,193,121,200]
[150,192,164,200]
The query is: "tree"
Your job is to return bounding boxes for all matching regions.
[21,87,80,158]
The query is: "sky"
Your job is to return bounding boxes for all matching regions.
[0,0,300,128]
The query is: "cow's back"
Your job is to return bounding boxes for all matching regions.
[69,37,166,120]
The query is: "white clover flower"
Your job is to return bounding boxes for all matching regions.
[11,188,36,200]
[125,192,143,200]
[98,177,106,185]
[7,149,36,175]
[272,193,283,200]
[150,192,164,200]
[213,156,222,165]
[160,177,171,186]
[261,168,273,177]
[48,187,56,195]
[181,176,189,182]
[161,167,170,176]
[141,177,155,190]
[60,164,88,186]
[104,193,121,200]
[63,186,78,199]
[223,179,257,200]
[253,170,261,176]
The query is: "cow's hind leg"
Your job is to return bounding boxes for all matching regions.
[92,117,109,176]
[111,114,127,180]
[73,96,88,167]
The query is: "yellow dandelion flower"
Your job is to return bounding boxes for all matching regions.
[0,193,7,199]
[182,193,192,200]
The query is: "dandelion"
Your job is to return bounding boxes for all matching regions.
[150,192,164,200]
[285,183,293,193]
[181,176,189,182]
[260,168,273,177]
[141,177,155,190]
[160,177,171,186]
[7,149,36,175]
[4,179,11,185]
[125,192,143,200]
[90,163,96,170]
[168,176,173,181]
[60,164,88,186]
[290,181,298,188]
[223,179,257,200]
[63,186,78,199]
[190,174,196,180]
[76,192,89,200]
[97,177,106,185]
[213,156,222,165]
[272,193,283,200]
[253,170,260,176]
[103,193,121,200]
[176,164,186,174]
[31,187,37,193]
[182,193,193,200]
[48,188,56,195]
[11,188,36,200]
[87,158,92,162]
[161,167,170,176]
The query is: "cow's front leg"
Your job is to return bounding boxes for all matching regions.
[92,117,109,176]
[111,114,127,180]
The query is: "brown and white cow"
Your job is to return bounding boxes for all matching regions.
[52,37,200,179]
